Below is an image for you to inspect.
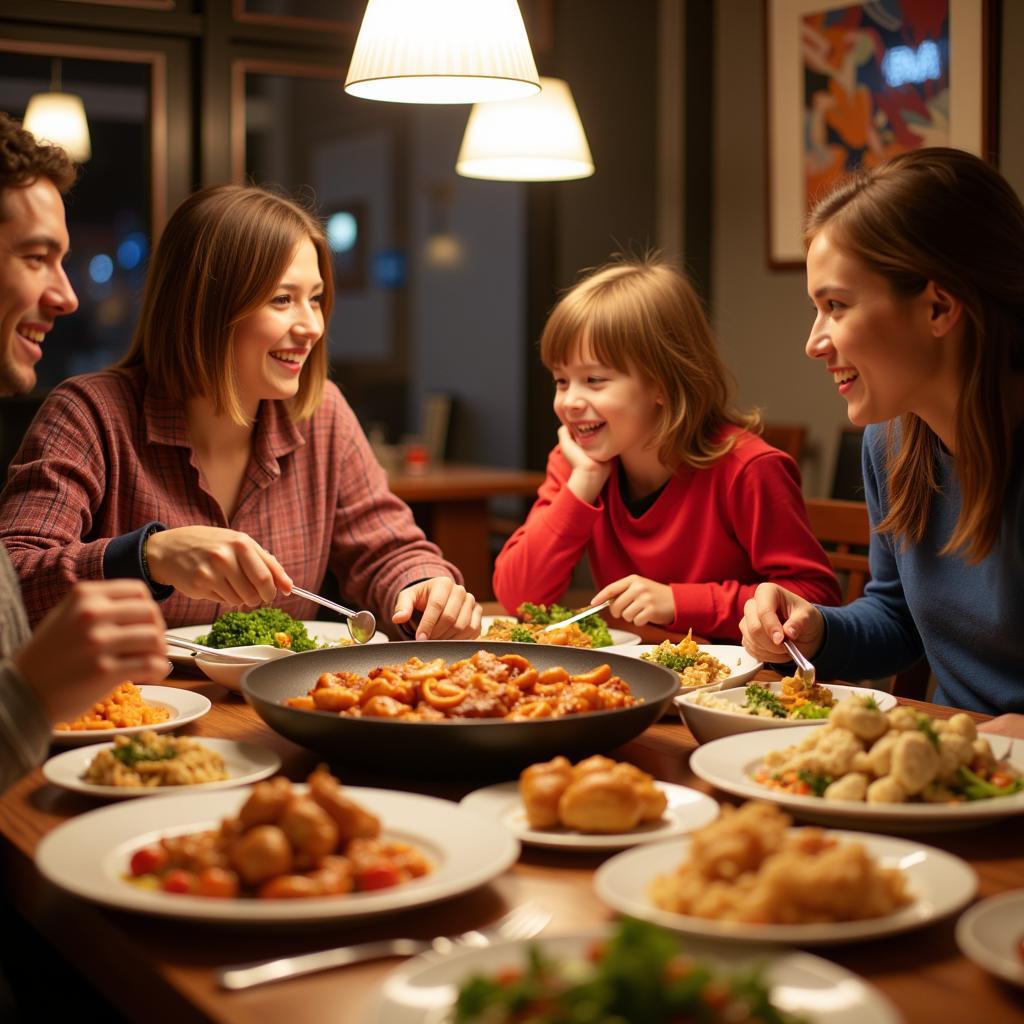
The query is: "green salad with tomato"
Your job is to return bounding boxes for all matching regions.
[455,917,808,1024]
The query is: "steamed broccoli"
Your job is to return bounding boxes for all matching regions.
[196,608,319,652]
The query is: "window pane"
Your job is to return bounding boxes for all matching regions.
[0,53,152,388]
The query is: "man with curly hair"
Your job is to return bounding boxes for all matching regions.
[0,112,168,794]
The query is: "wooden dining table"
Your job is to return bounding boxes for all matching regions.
[1,664,1022,1024]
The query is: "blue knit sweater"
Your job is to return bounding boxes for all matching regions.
[814,422,1024,714]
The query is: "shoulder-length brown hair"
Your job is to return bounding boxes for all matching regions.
[540,256,759,470]
[118,184,332,424]
[805,148,1024,563]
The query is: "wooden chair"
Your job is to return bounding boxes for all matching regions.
[804,497,931,700]
[761,423,807,463]
[804,498,870,602]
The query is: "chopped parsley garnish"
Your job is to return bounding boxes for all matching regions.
[916,715,941,749]
[653,649,698,672]
[797,770,833,796]
[508,625,537,643]
[743,684,787,718]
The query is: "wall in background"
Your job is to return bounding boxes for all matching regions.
[712,0,1023,497]
[408,107,527,467]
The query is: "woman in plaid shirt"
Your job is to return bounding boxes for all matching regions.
[0,185,481,639]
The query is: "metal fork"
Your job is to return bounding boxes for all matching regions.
[782,638,816,686]
[217,901,550,991]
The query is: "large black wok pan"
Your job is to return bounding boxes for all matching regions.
[241,641,678,776]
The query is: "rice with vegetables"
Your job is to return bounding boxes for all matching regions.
[640,632,730,689]
[83,731,228,787]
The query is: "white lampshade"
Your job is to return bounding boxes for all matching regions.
[345,0,540,104]
[456,77,594,181]
[23,92,91,162]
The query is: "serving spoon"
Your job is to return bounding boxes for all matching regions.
[289,585,377,645]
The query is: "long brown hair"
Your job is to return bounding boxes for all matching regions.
[118,184,332,424]
[540,256,760,469]
[805,148,1024,563]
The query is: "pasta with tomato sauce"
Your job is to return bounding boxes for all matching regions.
[284,649,640,721]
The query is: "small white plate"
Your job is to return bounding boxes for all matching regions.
[956,890,1024,987]
[458,780,719,850]
[595,830,976,945]
[607,643,762,694]
[42,738,281,799]
[51,686,212,746]
[362,931,902,1024]
[35,786,519,924]
[689,727,1024,832]
[165,620,389,667]
[676,682,897,745]
[478,615,639,648]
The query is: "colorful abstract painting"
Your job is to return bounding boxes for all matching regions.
[801,0,950,207]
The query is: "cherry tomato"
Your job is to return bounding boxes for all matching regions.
[129,845,168,877]
[161,869,198,895]
[357,864,402,890]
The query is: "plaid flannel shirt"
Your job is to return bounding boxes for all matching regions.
[0,368,460,629]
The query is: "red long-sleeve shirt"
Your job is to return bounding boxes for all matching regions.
[493,430,841,641]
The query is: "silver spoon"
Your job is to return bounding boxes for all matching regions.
[163,636,290,663]
[289,585,377,645]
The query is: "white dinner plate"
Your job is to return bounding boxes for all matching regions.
[361,931,902,1024]
[42,738,281,799]
[478,615,639,649]
[458,780,719,850]
[594,830,976,945]
[35,786,519,924]
[165,620,389,666]
[51,686,212,746]
[689,727,1024,832]
[606,643,762,694]
[955,890,1024,987]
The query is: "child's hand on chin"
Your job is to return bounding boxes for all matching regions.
[558,424,611,503]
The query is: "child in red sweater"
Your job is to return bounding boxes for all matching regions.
[492,256,841,642]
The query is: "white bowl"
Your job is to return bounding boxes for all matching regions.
[676,682,897,745]
[194,645,295,691]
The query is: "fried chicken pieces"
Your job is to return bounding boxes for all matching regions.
[519,755,668,834]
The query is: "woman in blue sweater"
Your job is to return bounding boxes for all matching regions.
[740,148,1024,714]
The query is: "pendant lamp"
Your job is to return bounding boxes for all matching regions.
[345,0,540,104]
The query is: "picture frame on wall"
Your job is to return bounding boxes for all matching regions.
[766,0,996,268]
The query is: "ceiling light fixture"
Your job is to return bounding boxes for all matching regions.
[456,76,594,181]
[345,0,540,105]
[23,58,91,162]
